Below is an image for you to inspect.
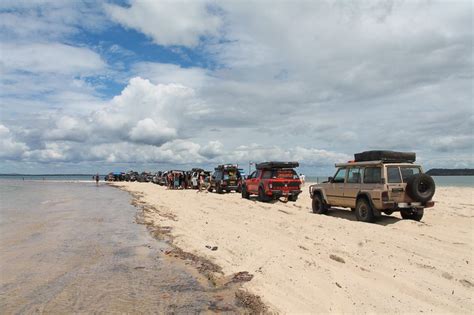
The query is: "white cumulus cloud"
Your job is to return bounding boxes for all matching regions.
[105,0,222,47]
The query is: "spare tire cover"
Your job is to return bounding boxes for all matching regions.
[406,174,436,203]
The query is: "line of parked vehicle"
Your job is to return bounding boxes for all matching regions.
[105,150,437,223]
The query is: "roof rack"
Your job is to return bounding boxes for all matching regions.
[215,164,239,170]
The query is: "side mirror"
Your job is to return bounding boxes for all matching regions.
[328,176,333,182]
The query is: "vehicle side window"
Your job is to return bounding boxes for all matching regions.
[387,167,402,183]
[333,168,346,183]
[363,167,381,183]
[248,171,256,179]
[262,170,272,179]
[256,170,262,179]
[347,168,361,183]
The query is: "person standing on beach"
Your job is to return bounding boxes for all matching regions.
[299,173,305,185]
[95,173,99,186]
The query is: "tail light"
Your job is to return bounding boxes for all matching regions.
[382,191,389,202]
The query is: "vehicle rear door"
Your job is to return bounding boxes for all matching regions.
[386,166,404,202]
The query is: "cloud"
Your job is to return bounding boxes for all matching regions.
[129,118,177,145]
[1,43,106,75]
[0,0,472,173]
[105,0,222,47]
[0,124,28,159]
[0,0,106,41]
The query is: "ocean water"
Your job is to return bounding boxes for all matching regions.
[0,179,249,313]
[0,174,97,181]
[305,175,473,187]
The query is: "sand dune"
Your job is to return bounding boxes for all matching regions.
[113,182,473,313]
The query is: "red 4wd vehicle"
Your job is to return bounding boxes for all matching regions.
[241,161,302,202]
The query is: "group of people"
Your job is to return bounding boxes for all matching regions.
[165,171,210,191]
[166,172,189,189]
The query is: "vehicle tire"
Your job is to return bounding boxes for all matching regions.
[312,194,328,214]
[207,186,213,192]
[383,210,394,215]
[400,208,424,221]
[258,187,268,202]
[355,198,376,223]
[216,184,223,194]
[406,174,435,203]
[288,195,298,202]
[241,185,250,199]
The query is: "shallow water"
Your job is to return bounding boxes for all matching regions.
[0,180,246,313]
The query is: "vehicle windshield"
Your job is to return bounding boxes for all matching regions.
[400,166,421,182]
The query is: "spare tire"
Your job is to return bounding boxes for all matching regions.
[406,173,435,202]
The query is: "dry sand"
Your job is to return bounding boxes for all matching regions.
[112,182,473,313]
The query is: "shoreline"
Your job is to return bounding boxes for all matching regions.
[111,182,474,313]
[113,184,269,313]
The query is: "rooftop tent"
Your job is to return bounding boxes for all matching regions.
[354,151,416,163]
[256,161,299,170]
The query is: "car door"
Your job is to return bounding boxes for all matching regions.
[326,168,346,205]
[250,170,262,193]
[343,167,361,208]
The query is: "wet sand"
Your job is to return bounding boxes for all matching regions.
[113,182,474,313]
[0,180,256,313]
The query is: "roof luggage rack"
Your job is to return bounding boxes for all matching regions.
[354,150,416,163]
[256,161,299,169]
[215,164,238,170]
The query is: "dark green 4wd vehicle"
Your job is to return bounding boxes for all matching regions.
[209,164,242,193]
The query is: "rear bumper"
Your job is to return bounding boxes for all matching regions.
[220,184,240,190]
[382,200,435,209]
[268,190,302,198]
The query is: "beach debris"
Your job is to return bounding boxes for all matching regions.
[134,266,146,270]
[298,245,308,251]
[329,254,346,264]
[230,271,254,283]
[442,272,453,280]
[235,290,267,313]
[459,279,473,288]
[335,282,342,288]
[206,245,218,251]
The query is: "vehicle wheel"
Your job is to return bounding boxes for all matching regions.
[406,174,435,203]
[207,186,213,192]
[226,189,230,193]
[383,210,394,215]
[241,185,250,199]
[216,184,223,194]
[400,208,424,221]
[288,195,298,202]
[355,198,375,223]
[258,187,268,202]
[312,194,328,214]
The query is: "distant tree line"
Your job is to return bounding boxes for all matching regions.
[426,169,474,176]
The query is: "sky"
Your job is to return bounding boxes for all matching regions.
[0,0,472,175]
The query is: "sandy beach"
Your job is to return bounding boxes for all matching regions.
[112,182,473,313]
